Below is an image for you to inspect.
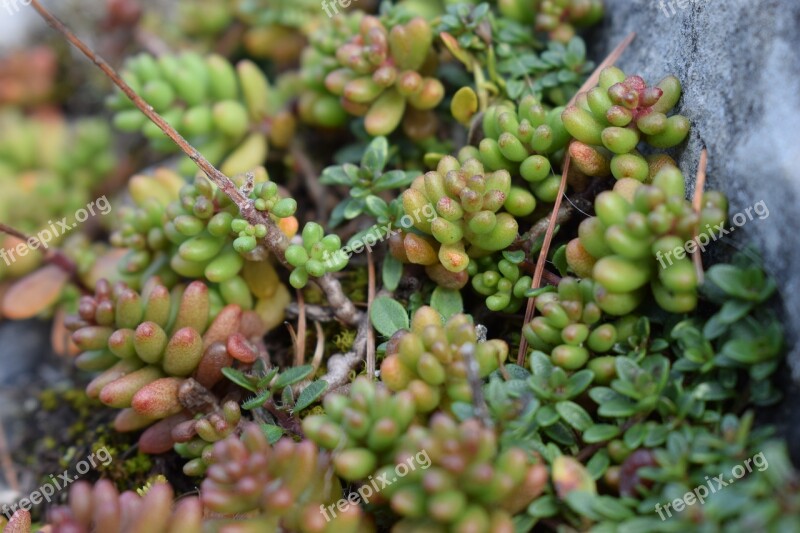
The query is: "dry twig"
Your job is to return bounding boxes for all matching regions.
[692,148,709,283]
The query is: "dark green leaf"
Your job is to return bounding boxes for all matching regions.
[527,495,559,518]
[361,136,388,173]
[319,165,354,186]
[365,195,390,219]
[586,450,610,479]
[294,380,328,412]
[583,424,621,443]
[373,169,416,191]
[552,244,569,276]
[273,365,314,390]
[598,399,637,418]
[556,401,593,431]
[221,367,257,392]
[242,388,271,410]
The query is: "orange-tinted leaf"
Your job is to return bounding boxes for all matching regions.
[2,264,69,319]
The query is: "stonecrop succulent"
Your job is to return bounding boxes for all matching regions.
[4,2,798,533]
[47,479,203,533]
[201,424,372,532]
[303,377,416,480]
[472,94,571,202]
[566,166,728,314]
[563,66,690,181]
[382,413,548,532]
[396,156,523,274]
[323,15,444,136]
[522,276,630,375]
[108,52,293,176]
[496,0,604,42]
[66,278,267,430]
[0,112,114,280]
[110,167,294,327]
[468,252,533,312]
[380,306,508,412]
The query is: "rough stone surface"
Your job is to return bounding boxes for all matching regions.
[586,0,800,455]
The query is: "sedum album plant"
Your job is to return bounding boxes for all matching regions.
[1,1,798,532]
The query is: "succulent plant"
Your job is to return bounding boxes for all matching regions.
[236,0,322,64]
[285,222,349,288]
[110,167,294,326]
[562,66,690,181]
[108,52,294,176]
[380,306,508,413]
[303,377,416,481]
[565,167,728,314]
[395,156,522,274]
[472,94,571,202]
[0,111,114,280]
[322,15,444,136]
[299,13,363,128]
[380,413,548,531]
[467,252,533,312]
[521,276,626,373]
[201,424,372,532]
[66,278,267,430]
[46,479,204,533]
[170,399,242,476]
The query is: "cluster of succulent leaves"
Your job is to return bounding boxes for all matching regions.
[108,51,293,176]
[4,1,800,532]
[109,166,294,328]
[0,111,115,280]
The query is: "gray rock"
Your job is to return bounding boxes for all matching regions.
[586,0,800,455]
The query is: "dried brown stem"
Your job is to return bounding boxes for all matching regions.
[30,0,362,326]
[692,149,708,283]
[366,249,376,380]
[295,290,307,366]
